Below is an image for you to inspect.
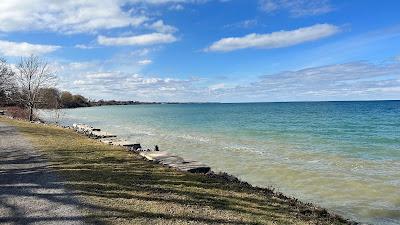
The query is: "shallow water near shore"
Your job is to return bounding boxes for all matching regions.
[39,101,400,225]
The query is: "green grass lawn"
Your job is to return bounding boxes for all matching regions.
[0,117,353,225]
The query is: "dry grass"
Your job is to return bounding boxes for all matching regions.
[0,117,355,225]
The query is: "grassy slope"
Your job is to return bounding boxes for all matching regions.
[0,117,353,225]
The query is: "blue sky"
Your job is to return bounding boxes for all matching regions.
[0,0,400,102]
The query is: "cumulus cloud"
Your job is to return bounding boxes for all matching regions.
[206,24,339,52]
[0,40,60,56]
[147,20,178,33]
[0,0,214,34]
[97,33,177,46]
[54,58,208,101]
[259,0,333,17]
[137,59,153,65]
[68,71,205,101]
[0,1,149,34]
[86,72,116,79]
[67,62,98,71]
[127,0,203,4]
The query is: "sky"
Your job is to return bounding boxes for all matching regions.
[0,0,400,102]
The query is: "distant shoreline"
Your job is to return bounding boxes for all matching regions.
[64,99,400,109]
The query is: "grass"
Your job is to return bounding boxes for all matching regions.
[0,117,355,225]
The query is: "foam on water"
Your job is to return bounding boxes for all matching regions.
[38,101,400,224]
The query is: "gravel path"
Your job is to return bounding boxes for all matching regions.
[0,122,86,225]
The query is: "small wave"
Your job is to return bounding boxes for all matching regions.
[122,130,154,137]
[121,126,155,136]
[222,145,266,155]
[176,134,210,143]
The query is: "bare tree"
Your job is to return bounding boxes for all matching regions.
[16,55,56,121]
[37,88,64,124]
[0,58,15,105]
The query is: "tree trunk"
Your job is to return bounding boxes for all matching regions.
[29,106,33,121]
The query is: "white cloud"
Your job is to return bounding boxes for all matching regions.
[211,61,400,102]
[54,58,208,101]
[86,72,116,79]
[137,59,153,65]
[67,62,97,70]
[128,0,210,4]
[68,71,205,101]
[206,24,339,52]
[224,19,258,29]
[0,40,60,56]
[209,83,225,91]
[259,0,333,17]
[74,44,96,49]
[131,48,152,56]
[97,33,177,46]
[147,20,178,33]
[0,1,148,34]
[169,4,184,10]
[57,56,400,102]
[73,80,88,86]
[0,0,213,34]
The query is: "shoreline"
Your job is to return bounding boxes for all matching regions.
[0,115,357,224]
[27,99,400,112]
[71,122,360,224]
[72,123,212,174]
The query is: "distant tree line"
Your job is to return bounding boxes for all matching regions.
[92,100,159,106]
[1,86,91,109]
[1,55,162,121]
[36,88,91,109]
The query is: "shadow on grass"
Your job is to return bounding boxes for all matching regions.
[0,118,354,225]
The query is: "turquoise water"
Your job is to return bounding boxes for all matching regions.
[39,101,400,224]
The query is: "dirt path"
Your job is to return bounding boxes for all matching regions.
[0,122,86,225]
